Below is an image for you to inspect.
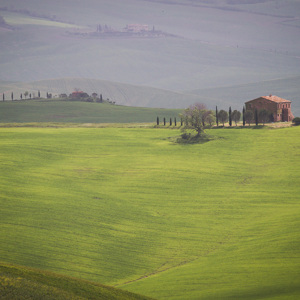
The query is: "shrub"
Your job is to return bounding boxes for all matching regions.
[292,117,300,126]
[181,132,191,140]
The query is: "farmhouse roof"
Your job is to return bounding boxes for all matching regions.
[72,91,84,94]
[246,95,291,103]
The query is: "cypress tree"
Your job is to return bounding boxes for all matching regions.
[2,93,4,101]
[229,106,232,126]
[170,118,172,126]
[38,90,40,98]
[163,117,166,126]
[157,116,159,125]
[174,117,177,127]
[11,92,13,101]
[242,106,245,126]
[100,94,103,103]
[216,106,219,127]
[181,118,183,126]
[255,108,258,125]
[20,94,23,100]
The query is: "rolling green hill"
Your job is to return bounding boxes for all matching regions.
[0,78,202,109]
[0,262,153,300]
[1,126,299,299]
[0,99,181,123]
[1,76,299,115]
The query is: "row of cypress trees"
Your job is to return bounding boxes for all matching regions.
[2,91,42,101]
[156,117,183,126]
[158,106,266,128]
[216,106,265,126]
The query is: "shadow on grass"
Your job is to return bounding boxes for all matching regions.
[212,125,266,129]
[172,133,221,145]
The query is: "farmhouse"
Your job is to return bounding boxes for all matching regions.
[245,95,294,122]
[70,91,89,98]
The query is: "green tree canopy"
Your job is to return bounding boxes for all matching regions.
[181,103,214,136]
[245,110,254,126]
[232,110,241,126]
[259,109,270,125]
[218,110,228,126]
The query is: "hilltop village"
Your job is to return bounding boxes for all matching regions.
[68,23,177,39]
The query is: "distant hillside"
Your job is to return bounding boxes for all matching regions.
[0,99,181,123]
[1,77,299,116]
[1,0,300,91]
[0,262,153,300]
[187,76,300,116]
[0,78,203,109]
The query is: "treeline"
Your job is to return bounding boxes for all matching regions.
[0,6,71,25]
[1,90,115,104]
[157,104,277,128]
[2,90,45,101]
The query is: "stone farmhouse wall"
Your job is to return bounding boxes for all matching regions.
[245,95,294,122]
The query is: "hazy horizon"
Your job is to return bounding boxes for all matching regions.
[0,0,300,109]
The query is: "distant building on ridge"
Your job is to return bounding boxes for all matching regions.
[124,24,149,32]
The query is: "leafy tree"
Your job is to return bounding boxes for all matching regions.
[259,109,269,125]
[181,103,212,136]
[218,109,228,126]
[201,110,214,127]
[24,91,29,99]
[232,110,241,126]
[229,107,232,126]
[245,110,254,126]
[206,113,216,127]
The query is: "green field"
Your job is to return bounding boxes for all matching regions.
[1,125,300,299]
[0,99,181,123]
[0,262,153,300]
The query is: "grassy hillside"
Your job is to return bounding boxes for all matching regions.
[1,126,299,299]
[0,0,300,91]
[1,76,299,114]
[0,262,153,300]
[0,99,181,123]
[0,78,202,109]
